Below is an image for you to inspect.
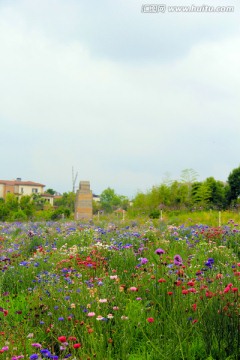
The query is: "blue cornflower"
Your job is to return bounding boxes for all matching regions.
[40,349,51,357]
[30,355,39,360]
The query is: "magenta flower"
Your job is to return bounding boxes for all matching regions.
[174,255,183,266]
[155,248,165,255]
[140,257,148,265]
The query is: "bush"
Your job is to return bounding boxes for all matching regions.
[149,209,160,219]
[50,207,71,220]
[10,210,28,221]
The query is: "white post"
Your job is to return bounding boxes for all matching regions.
[160,210,163,221]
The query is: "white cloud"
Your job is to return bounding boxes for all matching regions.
[0,0,239,196]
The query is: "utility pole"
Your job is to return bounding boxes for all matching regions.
[72,167,78,193]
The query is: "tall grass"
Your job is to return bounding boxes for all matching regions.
[0,218,239,359]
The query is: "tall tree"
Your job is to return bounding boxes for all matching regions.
[180,168,199,203]
[205,177,226,209]
[180,168,199,185]
[54,192,76,212]
[100,188,123,213]
[227,166,240,204]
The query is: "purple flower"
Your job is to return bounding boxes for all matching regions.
[207,258,214,264]
[140,257,148,265]
[30,355,39,360]
[40,349,51,357]
[155,248,165,255]
[174,255,183,266]
[205,258,214,268]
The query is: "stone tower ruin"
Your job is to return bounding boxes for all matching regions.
[74,181,93,220]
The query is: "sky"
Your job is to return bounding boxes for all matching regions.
[0,0,239,198]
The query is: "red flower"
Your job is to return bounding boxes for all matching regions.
[68,336,77,341]
[73,343,81,349]
[58,336,67,343]
[206,291,214,298]
[158,278,166,283]
[192,303,197,311]
[147,317,154,323]
[167,291,173,296]
[175,280,181,286]
[182,290,188,295]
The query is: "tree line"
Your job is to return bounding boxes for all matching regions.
[129,167,240,217]
[0,166,240,221]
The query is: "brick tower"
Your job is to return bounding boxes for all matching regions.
[75,181,93,220]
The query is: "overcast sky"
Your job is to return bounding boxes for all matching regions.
[0,0,239,198]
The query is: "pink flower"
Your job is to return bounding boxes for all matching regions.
[188,288,197,293]
[1,346,9,352]
[87,312,95,317]
[224,287,231,293]
[129,287,138,292]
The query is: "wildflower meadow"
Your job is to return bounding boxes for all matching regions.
[0,218,239,360]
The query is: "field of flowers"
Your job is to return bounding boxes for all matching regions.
[0,219,239,360]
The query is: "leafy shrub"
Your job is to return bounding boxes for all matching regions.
[149,209,160,219]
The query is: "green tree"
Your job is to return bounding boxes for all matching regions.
[131,192,149,215]
[46,188,57,195]
[205,177,226,209]
[227,166,240,205]
[19,195,34,217]
[5,193,19,212]
[169,181,189,209]
[180,168,199,184]
[192,181,211,208]
[0,201,9,221]
[54,192,76,212]
[180,168,199,203]
[100,188,124,213]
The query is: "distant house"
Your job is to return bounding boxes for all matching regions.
[0,178,54,206]
[93,194,100,202]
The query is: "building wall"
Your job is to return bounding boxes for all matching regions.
[0,184,4,198]
[4,185,15,197]
[0,182,45,200]
[18,185,44,196]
